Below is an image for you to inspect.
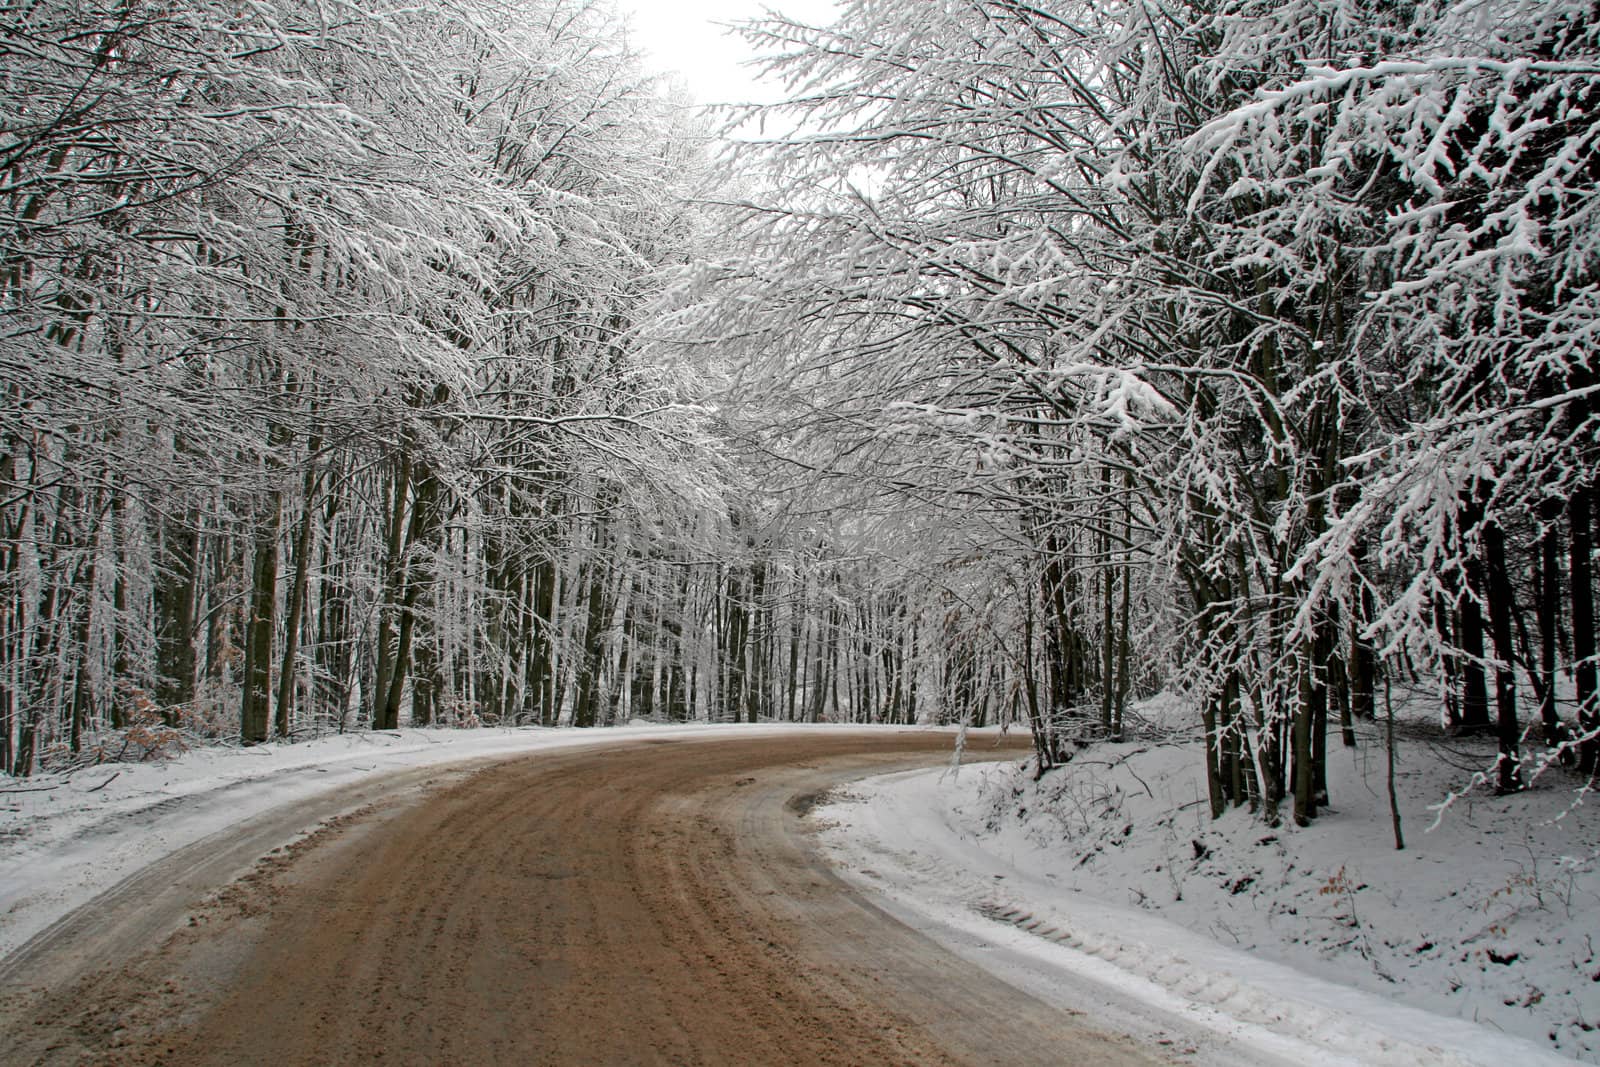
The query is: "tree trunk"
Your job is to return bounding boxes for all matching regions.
[275,452,319,738]
[240,495,281,745]
[808,607,831,724]
[1455,577,1492,733]
[1292,638,1318,826]
[1537,496,1569,757]
[1483,520,1523,792]
[378,464,438,731]
[720,567,749,723]
[572,558,608,729]
[69,549,98,752]
[109,493,132,729]
[531,553,558,726]
[315,501,353,732]
[1113,522,1132,740]
[371,453,412,730]
[1573,485,1597,775]
[1351,572,1377,724]
[153,511,199,719]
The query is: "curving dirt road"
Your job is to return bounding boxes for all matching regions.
[0,730,1167,1065]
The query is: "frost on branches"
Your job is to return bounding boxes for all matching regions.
[0,0,731,770]
[690,0,1600,824]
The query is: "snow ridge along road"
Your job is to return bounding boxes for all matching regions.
[2,727,1173,1066]
[816,765,1574,1067]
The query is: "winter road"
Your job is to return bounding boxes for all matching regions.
[0,731,1167,1065]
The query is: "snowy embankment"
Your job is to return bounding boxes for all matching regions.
[815,713,1597,1066]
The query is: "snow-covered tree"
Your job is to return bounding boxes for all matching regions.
[685,0,1600,820]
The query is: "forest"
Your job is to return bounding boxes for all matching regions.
[3,0,1597,833]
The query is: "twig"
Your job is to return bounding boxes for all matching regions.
[85,771,121,793]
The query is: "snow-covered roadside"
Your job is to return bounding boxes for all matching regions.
[813,733,1588,1067]
[0,721,919,963]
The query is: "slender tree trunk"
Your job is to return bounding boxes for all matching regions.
[1022,588,1053,776]
[412,633,440,727]
[786,596,802,723]
[1455,579,1492,733]
[827,607,840,723]
[275,450,319,738]
[720,567,749,723]
[69,551,98,752]
[1385,677,1404,851]
[1537,496,1569,757]
[378,464,438,731]
[153,510,199,719]
[532,552,558,726]
[240,494,281,745]
[1099,469,1114,736]
[371,453,412,729]
[808,608,830,723]
[1313,609,1334,806]
[906,620,920,724]
[1572,485,1597,775]
[1350,567,1377,725]
[572,558,608,729]
[109,493,131,729]
[1293,639,1318,826]
[1113,503,1132,740]
[315,504,353,731]
[1433,592,1460,726]
[1483,520,1523,792]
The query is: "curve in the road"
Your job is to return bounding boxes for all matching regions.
[1,731,1165,1066]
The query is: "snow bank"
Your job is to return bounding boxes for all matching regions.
[814,722,1594,1065]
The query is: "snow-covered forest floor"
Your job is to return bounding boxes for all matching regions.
[815,699,1598,1065]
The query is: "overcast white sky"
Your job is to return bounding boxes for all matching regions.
[611,0,838,107]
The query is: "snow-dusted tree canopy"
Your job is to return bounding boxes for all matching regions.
[671,0,1600,823]
[3,0,1597,837]
[0,0,752,765]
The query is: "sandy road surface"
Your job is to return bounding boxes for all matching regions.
[0,730,1166,1065]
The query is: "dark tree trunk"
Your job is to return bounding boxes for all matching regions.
[315,510,353,731]
[1483,520,1523,792]
[1455,573,1492,733]
[1312,611,1333,807]
[532,554,558,726]
[1537,496,1570,757]
[275,453,319,738]
[69,551,98,752]
[1574,485,1597,775]
[572,559,608,729]
[109,494,131,729]
[719,567,749,723]
[808,607,831,724]
[153,511,199,719]
[240,496,281,745]
[785,600,802,723]
[377,466,438,731]
[1348,577,1377,738]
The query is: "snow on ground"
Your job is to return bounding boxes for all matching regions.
[814,702,1598,1066]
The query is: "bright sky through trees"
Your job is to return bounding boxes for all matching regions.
[612,0,837,105]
